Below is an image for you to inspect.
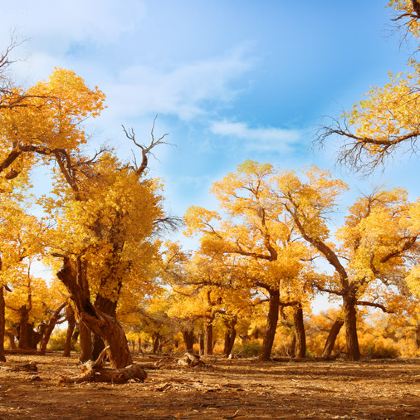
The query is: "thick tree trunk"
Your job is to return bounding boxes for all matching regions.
[293,304,306,359]
[198,332,205,355]
[205,322,213,355]
[92,295,117,360]
[0,286,6,362]
[39,302,66,355]
[322,318,344,358]
[63,305,76,357]
[343,295,360,361]
[261,289,280,361]
[182,329,195,353]
[79,322,92,362]
[18,306,31,349]
[57,256,132,368]
[223,316,237,357]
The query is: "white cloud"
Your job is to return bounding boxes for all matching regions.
[0,0,146,50]
[210,120,301,152]
[104,50,252,120]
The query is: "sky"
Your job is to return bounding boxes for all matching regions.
[1,0,418,310]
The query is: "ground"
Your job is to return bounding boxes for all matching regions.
[0,354,419,419]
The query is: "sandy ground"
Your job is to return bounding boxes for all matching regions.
[0,353,419,419]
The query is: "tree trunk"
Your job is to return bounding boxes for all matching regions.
[57,256,132,368]
[205,322,213,355]
[223,316,237,357]
[343,295,360,361]
[261,289,280,361]
[293,304,306,359]
[152,334,161,354]
[0,286,6,362]
[18,306,31,349]
[322,318,344,358]
[79,322,92,362]
[6,332,16,350]
[182,329,195,353]
[39,302,66,355]
[198,332,205,355]
[92,294,117,360]
[63,305,76,357]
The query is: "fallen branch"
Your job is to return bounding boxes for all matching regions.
[59,346,147,384]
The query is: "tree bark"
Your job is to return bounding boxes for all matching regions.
[198,332,205,355]
[39,302,66,354]
[63,305,76,357]
[223,316,237,357]
[343,295,360,361]
[260,289,280,361]
[92,294,117,360]
[322,318,344,358]
[18,306,31,349]
[293,304,306,359]
[182,329,195,353]
[205,322,213,355]
[57,256,132,368]
[152,333,161,354]
[79,322,92,362]
[0,286,6,362]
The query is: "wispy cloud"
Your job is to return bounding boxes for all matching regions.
[210,120,301,152]
[104,49,252,121]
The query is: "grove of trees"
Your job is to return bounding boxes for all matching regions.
[0,0,418,374]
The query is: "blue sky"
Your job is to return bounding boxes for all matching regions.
[1,1,418,307]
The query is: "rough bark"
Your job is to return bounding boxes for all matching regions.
[322,318,344,359]
[205,322,213,356]
[260,289,280,361]
[57,256,132,368]
[63,305,76,357]
[182,330,195,353]
[92,295,117,360]
[79,322,92,362]
[18,306,31,349]
[223,316,237,357]
[39,302,66,354]
[343,295,360,361]
[293,304,306,359]
[198,332,205,355]
[0,286,6,362]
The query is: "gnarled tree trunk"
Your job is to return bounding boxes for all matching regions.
[57,256,132,368]
[322,318,344,358]
[293,304,306,359]
[261,289,280,361]
[343,294,360,361]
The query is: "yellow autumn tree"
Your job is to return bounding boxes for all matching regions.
[185,161,313,360]
[318,1,419,171]
[275,167,419,360]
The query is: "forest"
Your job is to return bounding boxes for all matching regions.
[0,0,419,419]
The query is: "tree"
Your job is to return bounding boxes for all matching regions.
[276,168,419,360]
[185,161,312,360]
[317,1,419,172]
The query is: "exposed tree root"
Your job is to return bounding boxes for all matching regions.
[177,352,206,368]
[59,346,147,384]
